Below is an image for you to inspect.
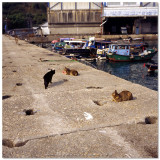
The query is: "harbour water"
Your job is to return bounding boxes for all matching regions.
[90,41,158,91]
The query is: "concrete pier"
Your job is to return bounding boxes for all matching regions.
[2,35,158,158]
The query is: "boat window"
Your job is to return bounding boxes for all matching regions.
[115,46,118,49]
[105,44,109,48]
[91,41,95,45]
[95,42,98,48]
[119,46,125,49]
[126,46,129,49]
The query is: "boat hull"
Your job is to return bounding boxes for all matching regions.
[107,51,157,62]
[64,49,91,58]
[145,63,158,71]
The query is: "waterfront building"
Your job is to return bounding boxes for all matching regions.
[102,2,158,35]
[47,2,158,36]
[47,2,102,36]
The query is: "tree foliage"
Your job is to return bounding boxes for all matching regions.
[2,2,47,31]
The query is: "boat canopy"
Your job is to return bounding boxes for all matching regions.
[64,40,86,44]
[60,38,74,42]
[88,40,111,49]
[109,44,131,56]
[54,42,66,47]
[64,40,87,49]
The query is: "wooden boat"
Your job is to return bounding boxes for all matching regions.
[144,62,158,72]
[106,44,157,62]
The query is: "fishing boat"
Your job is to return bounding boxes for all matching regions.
[88,38,111,54]
[86,38,111,59]
[96,48,109,60]
[144,62,158,72]
[63,40,91,57]
[60,37,74,42]
[54,42,66,52]
[106,44,157,62]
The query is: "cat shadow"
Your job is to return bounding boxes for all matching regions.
[49,79,68,88]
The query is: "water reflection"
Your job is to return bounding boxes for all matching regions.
[91,49,158,91]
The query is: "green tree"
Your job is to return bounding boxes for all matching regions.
[2,2,47,30]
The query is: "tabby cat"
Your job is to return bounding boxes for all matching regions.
[112,90,133,102]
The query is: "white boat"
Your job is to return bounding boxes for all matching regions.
[63,40,91,57]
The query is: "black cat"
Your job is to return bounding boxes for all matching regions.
[43,69,55,89]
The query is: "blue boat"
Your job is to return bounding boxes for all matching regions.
[88,39,111,56]
[54,42,66,52]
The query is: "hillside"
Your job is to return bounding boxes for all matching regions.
[2,2,48,32]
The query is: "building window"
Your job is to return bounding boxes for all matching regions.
[123,2,139,6]
[107,2,121,6]
[103,2,106,7]
[153,2,156,7]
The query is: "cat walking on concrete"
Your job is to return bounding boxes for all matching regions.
[43,69,55,89]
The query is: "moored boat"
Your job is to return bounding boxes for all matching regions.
[54,42,66,52]
[96,48,109,60]
[144,62,158,72]
[63,40,91,57]
[88,38,111,55]
[106,44,157,62]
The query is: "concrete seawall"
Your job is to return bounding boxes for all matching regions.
[28,34,158,43]
[2,35,158,158]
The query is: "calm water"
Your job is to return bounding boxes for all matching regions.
[90,41,158,91]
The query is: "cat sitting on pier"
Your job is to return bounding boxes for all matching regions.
[63,67,78,76]
[43,69,55,89]
[112,90,133,102]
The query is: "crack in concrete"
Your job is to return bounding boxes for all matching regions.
[25,123,123,142]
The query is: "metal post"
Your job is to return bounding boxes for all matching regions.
[101,3,103,35]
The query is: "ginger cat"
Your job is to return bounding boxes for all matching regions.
[63,67,78,76]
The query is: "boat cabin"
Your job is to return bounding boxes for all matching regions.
[109,44,131,56]
[60,38,74,42]
[89,40,111,49]
[64,40,87,49]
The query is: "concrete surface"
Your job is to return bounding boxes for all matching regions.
[2,35,158,158]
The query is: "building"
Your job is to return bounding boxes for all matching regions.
[35,22,50,36]
[47,2,158,36]
[102,2,158,35]
[47,2,102,36]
